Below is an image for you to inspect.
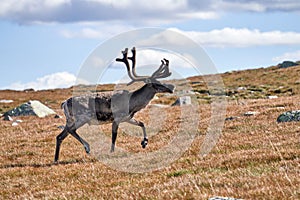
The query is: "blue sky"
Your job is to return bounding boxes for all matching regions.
[0,0,300,90]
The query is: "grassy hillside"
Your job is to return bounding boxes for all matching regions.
[0,64,299,199]
[188,64,300,101]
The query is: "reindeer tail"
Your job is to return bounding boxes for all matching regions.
[61,100,72,120]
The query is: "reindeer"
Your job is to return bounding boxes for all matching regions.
[54,47,175,162]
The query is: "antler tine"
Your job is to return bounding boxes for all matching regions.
[116,47,150,85]
[151,58,172,80]
[128,47,150,79]
[116,47,172,85]
[128,47,137,77]
[115,48,135,81]
[159,58,171,78]
[151,60,165,78]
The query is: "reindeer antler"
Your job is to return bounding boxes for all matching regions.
[116,47,172,85]
[151,58,172,79]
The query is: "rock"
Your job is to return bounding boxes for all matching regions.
[149,104,169,108]
[57,125,65,130]
[176,90,196,95]
[3,115,13,121]
[189,81,204,84]
[15,119,23,123]
[54,114,62,119]
[3,100,56,118]
[237,87,246,91]
[244,111,259,116]
[267,95,278,99]
[12,122,18,126]
[277,110,300,122]
[225,116,239,121]
[209,197,242,200]
[278,61,298,68]
[153,95,159,100]
[0,99,13,103]
[172,96,192,106]
[24,88,35,92]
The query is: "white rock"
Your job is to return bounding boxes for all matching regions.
[12,122,18,126]
[237,87,246,91]
[0,99,13,103]
[209,197,242,200]
[172,96,192,106]
[4,115,13,121]
[149,104,169,108]
[153,95,159,100]
[244,111,259,116]
[267,95,278,99]
[29,100,56,117]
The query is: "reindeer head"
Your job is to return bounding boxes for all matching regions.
[116,47,175,94]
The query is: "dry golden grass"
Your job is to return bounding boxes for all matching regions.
[0,65,299,199]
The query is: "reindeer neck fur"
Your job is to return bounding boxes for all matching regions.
[129,83,156,113]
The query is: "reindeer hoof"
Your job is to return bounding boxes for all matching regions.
[84,144,90,154]
[141,138,148,148]
[110,144,115,153]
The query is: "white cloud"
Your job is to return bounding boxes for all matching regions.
[188,0,300,12]
[272,50,300,63]
[137,49,193,69]
[65,27,297,49]
[61,26,300,50]
[1,0,299,24]
[189,28,300,47]
[3,72,76,91]
[138,27,300,48]
[0,0,214,24]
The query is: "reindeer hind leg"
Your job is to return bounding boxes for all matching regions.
[68,127,90,155]
[54,127,69,162]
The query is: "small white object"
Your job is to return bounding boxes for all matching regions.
[267,95,278,99]
[16,119,23,123]
[153,95,159,100]
[237,87,246,91]
[149,104,169,108]
[172,96,192,106]
[12,122,18,126]
[209,197,242,200]
[244,111,259,116]
[0,99,13,103]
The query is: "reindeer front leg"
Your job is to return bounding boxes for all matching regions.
[127,118,148,148]
[111,121,119,152]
